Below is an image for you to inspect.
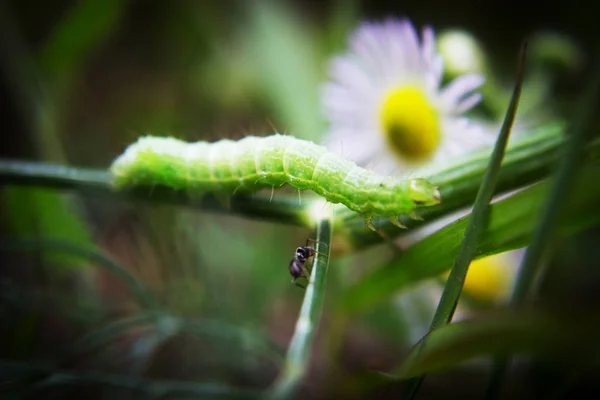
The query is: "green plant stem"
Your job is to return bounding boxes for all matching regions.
[0,238,159,310]
[485,51,600,400]
[2,123,598,250]
[265,215,333,399]
[403,43,526,399]
[0,160,312,227]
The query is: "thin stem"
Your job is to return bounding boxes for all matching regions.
[403,43,527,399]
[485,49,600,400]
[265,213,334,399]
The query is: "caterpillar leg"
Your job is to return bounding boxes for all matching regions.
[364,216,377,232]
[409,211,424,221]
[390,217,408,229]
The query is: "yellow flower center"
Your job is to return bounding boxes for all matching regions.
[463,255,512,300]
[379,86,441,162]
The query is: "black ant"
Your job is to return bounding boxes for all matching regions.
[289,238,329,289]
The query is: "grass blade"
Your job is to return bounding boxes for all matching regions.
[397,308,600,379]
[485,50,600,400]
[403,43,527,398]
[265,214,333,399]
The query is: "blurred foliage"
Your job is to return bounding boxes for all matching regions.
[1,0,599,399]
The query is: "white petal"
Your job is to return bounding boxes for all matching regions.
[453,92,483,114]
[440,73,485,109]
[350,23,390,74]
[397,18,422,71]
[328,57,373,92]
[421,26,436,67]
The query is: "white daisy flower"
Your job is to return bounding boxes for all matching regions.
[321,18,492,175]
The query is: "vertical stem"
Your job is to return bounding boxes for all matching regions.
[265,213,334,399]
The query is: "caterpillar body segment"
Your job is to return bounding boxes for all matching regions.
[110,134,441,227]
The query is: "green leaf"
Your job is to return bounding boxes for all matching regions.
[39,0,128,85]
[397,308,600,379]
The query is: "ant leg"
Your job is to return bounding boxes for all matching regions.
[292,275,308,289]
[303,238,329,260]
[305,238,329,248]
[312,250,329,259]
[301,264,313,276]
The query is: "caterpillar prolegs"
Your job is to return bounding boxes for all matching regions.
[109,134,441,229]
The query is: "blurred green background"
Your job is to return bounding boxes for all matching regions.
[1,0,599,399]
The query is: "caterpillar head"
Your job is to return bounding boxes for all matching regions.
[408,178,441,207]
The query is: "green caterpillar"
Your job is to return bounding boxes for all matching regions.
[110,134,441,229]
